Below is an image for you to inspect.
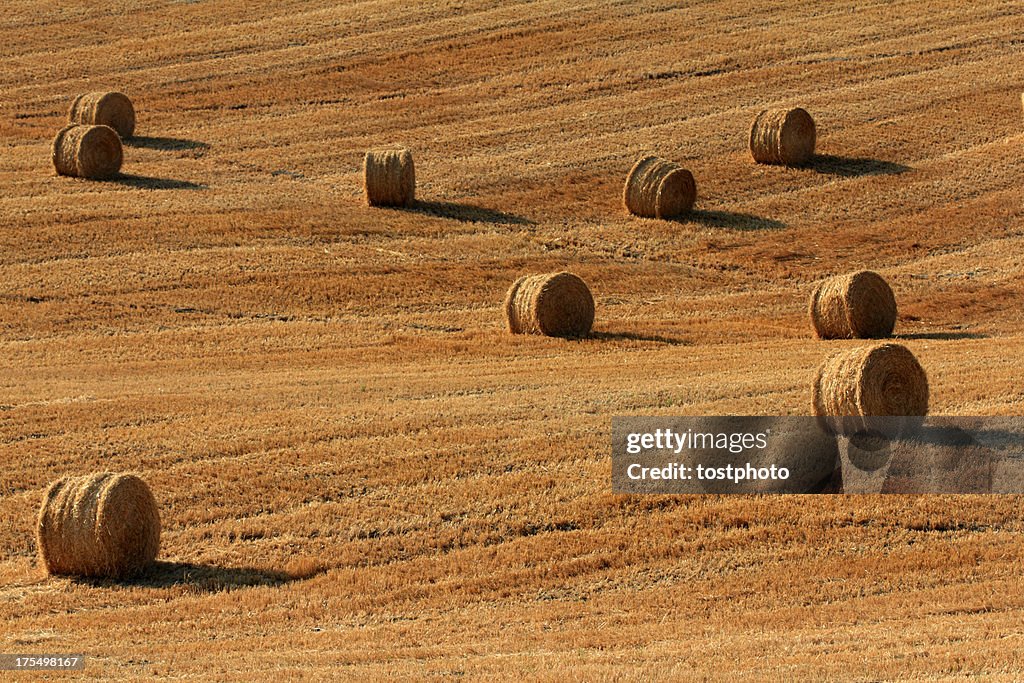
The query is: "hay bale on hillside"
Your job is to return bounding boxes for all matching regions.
[623,155,696,219]
[749,107,816,166]
[363,148,415,207]
[37,472,160,578]
[52,123,123,179]
[813,343,929,438]
[809,270,897,339]
[68,91,135,139]
[504,272,594,338]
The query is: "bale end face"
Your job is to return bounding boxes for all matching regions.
[363,148,415,207]
[68,91,135,139]
[37,472,160,579]
[749,107,816,166]
[504,271,594,338]
[809,270,897,339]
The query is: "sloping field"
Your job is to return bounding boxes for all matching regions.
[2,0,1023,679]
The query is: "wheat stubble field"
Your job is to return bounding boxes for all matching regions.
[2,0,1024,680]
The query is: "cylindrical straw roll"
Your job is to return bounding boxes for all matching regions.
[809,270,897,339]
[52,123,123,179]
[37,472,161,579]
[363,148,415,207]
[68,91,136,139]
[504,272,594,338]
[813,343,929,437]
[623,155,696,219]
[749,107,816,165]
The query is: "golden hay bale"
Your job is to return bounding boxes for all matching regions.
[363,148,415,207]
[51,123,123,180]
[68,91,135,139]
[504,271,594,338]
[622,155,696,218]
[37,472,160,579]
[749,107,816,165]
[813,343,929,437]
[808,270,897,339]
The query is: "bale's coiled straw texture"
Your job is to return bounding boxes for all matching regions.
[52,123,123,180]
[504,272,594,338]
[68,91,136,139]
[813,343,929,438]
[749,107,816,166]
[364,148,415,207]
[622,155,696,219]
[809,270,897,339]
[37,472,160,579]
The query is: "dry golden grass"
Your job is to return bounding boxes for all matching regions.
[2,0,1024,679]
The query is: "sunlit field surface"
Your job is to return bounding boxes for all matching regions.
[2,1,1023,679]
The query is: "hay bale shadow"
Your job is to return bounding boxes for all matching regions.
[807,154,910,177]
[125,136,210,151]
[896,331,988,340]
[409,200,535,226]
[589,330,690,346]
[681,209,786,231]
[110,174,207,190]
[72,561,296,592]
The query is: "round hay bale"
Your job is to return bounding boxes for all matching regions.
[37,472,160,579]
[68,91,135,139]
[813,343,929,438]
[622,155,696,219]
[504,271,594,338]
[363,148,415,207]
[51,123,123,180]
[809,270,897,339]
[749,107,816,166]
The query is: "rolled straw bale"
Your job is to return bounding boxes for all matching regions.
[749,107,816,165]
[622,155,696,219]
[37,472,160,578]
[504,272,594,338]
[51,123,123,179]
[68,91,135,139]
[809,270,897,339]
[813,343,929,438]
[363,148,415,207]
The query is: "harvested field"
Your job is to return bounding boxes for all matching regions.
[1,0,1023,680]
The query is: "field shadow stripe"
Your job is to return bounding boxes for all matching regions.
[71,561,307,592]
[807,154,910,177]
[125,136,210,151]
[110,174,208,190]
